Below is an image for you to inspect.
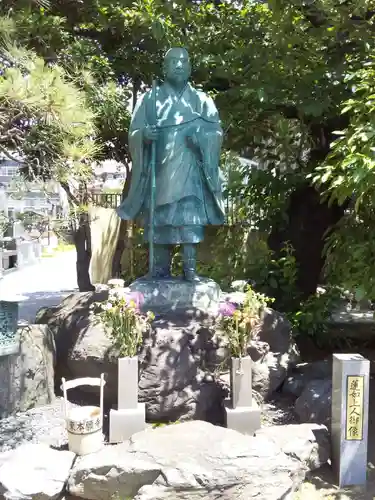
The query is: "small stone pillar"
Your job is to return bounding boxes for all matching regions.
[109,356,146,443]
[225,356,261,435]
[331,353,370,487]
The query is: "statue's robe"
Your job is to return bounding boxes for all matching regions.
[117,82,225,244]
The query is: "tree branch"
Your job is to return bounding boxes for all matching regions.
[0,145,25,164]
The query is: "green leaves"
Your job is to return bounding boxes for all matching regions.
[0,32,98,184]
[312,59,375,212]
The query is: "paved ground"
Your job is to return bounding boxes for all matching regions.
[0,251,78,323]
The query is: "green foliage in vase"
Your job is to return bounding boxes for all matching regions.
[216,285,273,359]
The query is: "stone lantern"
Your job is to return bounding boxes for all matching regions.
[0,294,27,356]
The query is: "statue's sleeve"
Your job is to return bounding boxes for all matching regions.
[116,93,151,220]
[199,94,223,194]
[202,94,221,124]
[129,93,148,165]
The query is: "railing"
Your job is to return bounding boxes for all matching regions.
[90,192,243,225]
[91,193,121,209]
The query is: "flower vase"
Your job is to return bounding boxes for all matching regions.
[118,356,139,410]
[230,356,252,409]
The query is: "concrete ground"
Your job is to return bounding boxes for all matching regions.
[0,250,78,323]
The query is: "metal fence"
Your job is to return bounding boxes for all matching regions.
[91,193,121,209]
[90,192,242,225]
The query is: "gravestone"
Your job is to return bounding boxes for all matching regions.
[331,353,370,487]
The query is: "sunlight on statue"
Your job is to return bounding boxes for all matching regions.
[117,47,225,281]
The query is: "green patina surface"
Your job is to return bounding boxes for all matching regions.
[117,48,224,281]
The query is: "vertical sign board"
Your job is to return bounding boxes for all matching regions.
[346,376,364,442]
[331,354,370,488]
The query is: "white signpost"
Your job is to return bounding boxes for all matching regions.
[331,353,370,487]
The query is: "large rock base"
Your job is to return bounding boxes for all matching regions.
[129,276,221,315]
[0,324,55,417]
[35,292,300,424]
[0,419,330,500]
[68,421,309,500]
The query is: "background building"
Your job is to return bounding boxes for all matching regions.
[0,155,69,218]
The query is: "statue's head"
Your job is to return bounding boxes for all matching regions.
[163,47,191,86]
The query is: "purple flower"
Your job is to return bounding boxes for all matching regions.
[126,291,144,311]
[110,289,145,312]
[219,301,237,317]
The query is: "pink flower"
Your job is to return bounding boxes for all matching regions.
[219,301,237,316]
[126,291,144,311]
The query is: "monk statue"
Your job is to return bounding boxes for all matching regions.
[117,47,225,281]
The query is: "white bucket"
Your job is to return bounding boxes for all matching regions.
[66,405,103,455]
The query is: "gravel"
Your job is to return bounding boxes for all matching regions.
[0,398,73,453]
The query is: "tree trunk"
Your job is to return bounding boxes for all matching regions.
[73,212,95,292]
[268,184,345,300]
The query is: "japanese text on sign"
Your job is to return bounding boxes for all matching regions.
[346,375,364,441]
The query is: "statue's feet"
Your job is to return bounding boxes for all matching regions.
[153,267,171,279]
[184,270,201,282]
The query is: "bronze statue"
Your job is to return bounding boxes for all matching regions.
[117,47,224,281]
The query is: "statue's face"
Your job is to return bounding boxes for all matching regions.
[163,48,191,85]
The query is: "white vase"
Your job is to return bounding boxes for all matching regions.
[230,356,252,409]
[118,356,138,410]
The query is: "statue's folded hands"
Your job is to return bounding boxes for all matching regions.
[143,125,159,143]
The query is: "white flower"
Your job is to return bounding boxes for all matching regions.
[231,280,248,292]
[316,286,326,295]
[226,291,246,305]
[108,278,125,289]
[103,302,113,310]
[109,288,130,300]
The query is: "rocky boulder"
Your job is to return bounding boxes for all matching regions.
[250,308,300,398]
[0,324,55,417]
[294,379,332,426]
[0,419,331,500]
[36,292,227,423]
[0,398,75,453]
[282,359,332,398]
[67,420,307,500]
[0,444,75,500]
[256,423,330,471]
[36,292,300,422]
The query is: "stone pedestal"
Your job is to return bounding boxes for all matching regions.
[225,400,261,436]
[109,404,146,443]
[332,353,370,487]
[129,277,221,315]
[109,356,146,444]
[225,356,261,435]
